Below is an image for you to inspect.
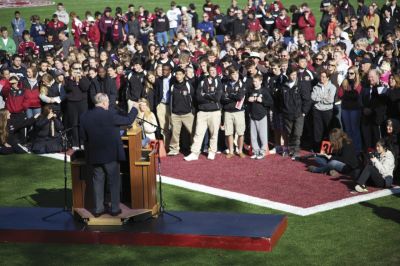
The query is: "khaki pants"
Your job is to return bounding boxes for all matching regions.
[156,103,171,148]
[191,110,221,154]
[169,113,194,153]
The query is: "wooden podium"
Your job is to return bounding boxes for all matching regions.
[71,126,158,225]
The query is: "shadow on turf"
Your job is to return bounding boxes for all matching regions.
[16,188,72,208]
[359,201,400,224]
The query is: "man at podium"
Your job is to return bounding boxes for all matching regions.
[80,93,138,217]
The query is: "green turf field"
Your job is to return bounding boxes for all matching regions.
[0,154,399,265]
[0,0,398,265]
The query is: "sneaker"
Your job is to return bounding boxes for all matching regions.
[72,146,80,151]
[256,153,265,160]
[329,170,340,177]
[291,152,300,161]
[184,153,199,161]
[238,152,246,158]
[250,152,258,159]
[355,184,368,193]
[226,153,234,159]
[207,152,216,160]
[167,150,179,156]
[269,148,276,155]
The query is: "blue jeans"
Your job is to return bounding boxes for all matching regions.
[342,109,362,152]
[156,31,168,46]
[26,108,41,118]
[169,28,177,39]
[313,156,346,173]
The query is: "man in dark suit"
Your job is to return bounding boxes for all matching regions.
[80,93,138,217]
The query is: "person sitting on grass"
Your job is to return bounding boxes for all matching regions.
[0,108,37,155]
[354,139,395,192]
[31,105,64,154]
[308,128,359,176]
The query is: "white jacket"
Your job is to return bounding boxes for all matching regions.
[372,150,395,178]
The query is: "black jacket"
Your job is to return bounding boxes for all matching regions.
[232,18,247,36]
[126,73,144,102]
[64,77,90,102]
[221,79,246,112]
[361,84,388,125]
[247,87,273,120]
[331,142,359,170]
[196,77,222,112]
[279,80,311,119]
[153,15,169,33]
[80,107,137,164]
[171,80,194,115]
[89,76,117,107]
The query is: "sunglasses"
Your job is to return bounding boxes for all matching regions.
[329,64,336,67]
[316,58,323,61]
[348,72,355,75]
[72,67,82,70]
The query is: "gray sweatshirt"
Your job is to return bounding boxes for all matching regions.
[311,81,336,111]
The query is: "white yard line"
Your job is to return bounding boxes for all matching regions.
[40,154,400,216]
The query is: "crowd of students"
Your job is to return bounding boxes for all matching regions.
[0,0,399,191]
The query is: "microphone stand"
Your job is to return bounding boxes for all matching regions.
[42,126,74,220]
[135,117,182,222]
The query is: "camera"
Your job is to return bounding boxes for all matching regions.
[368,152,379,158]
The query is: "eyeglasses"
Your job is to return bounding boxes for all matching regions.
[316,58,323,61]
[348,72,355,75]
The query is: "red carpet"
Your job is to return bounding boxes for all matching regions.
[161,154,379,208]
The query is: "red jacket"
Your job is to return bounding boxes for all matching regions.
[298,13,316,41]
[248,19,262,32]
[6,87,25,113]
[275,16,291,34]
[18,41,39,57]
[20,79,41,109]
[0,79,11,99]
[88,23,101,46]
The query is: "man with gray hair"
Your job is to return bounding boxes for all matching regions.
[80,93,138,217]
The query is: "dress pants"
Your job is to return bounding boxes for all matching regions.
[156,103,171,148]
[361,117,381,150]
[65,100,87,147]
[92,161,121,213]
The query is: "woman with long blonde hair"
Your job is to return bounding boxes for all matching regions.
[135,98,158,147]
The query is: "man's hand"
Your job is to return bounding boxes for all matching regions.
[131,101,139,110]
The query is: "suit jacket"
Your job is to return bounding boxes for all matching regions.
[80,107,137,164]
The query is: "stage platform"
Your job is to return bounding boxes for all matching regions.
[0,207,287,252]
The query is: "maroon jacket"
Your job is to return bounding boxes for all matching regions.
[20,78,41,109]
[6,87,25,113]
[298,12,316,41]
